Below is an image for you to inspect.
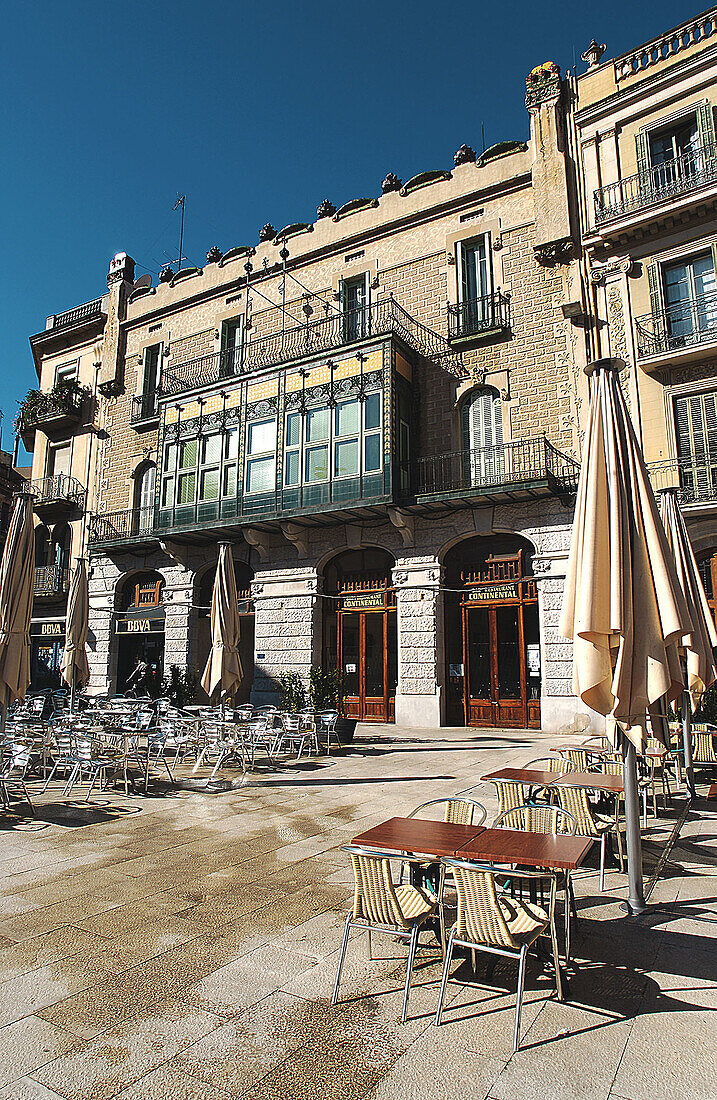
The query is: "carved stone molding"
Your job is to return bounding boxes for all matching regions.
[531,556,552,576]
[387,507,415,548]
[316,199,336,219]
[205,245,222,264]
[525,62,561,108]
[453,144,476,167]
[281,522,310,559]
[589,257,634,284]
[258,224,276,243]
[381,172,402,194]
[534,237,574,266]
[243,527,270,561]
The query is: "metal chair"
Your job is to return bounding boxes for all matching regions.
[556,747,589,771]
[0,744,34,813]
[332,845,438,1023]
[315,711,340,753]
[434,860,560,1052]
[692,726,717,767]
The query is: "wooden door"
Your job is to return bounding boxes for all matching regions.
[338,610,395,722]
[463,602,531,728]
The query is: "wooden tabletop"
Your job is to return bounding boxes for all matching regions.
[554,771,624,794]
[481,766,565,787]
[457,828,593,871]
[351,816,485,858]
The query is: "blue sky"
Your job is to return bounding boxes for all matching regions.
[0,0,699,460]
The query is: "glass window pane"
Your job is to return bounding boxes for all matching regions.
[248,419,276,456]
[335,439,359,477]
[201,434,222,465]
[286,412,301,447]
[364,392,381,430]
[246,456,275,494]
[199,468,219,501]
[364,433,381,472]
[161,477,174,507]
[222,464,236,497]
[285,450,300,486]
[224,428,239,460]
[306,407,329,442]
[178,471,196,504]
[305,445,329,482]
[335,400,359,437]
[179,440,198,469]
[163,444,177,472]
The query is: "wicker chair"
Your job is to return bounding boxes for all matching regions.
[434,860,560,1051]
[692,726,717,767]
[555,783,623,890]
[556,748,589,771]
[407,796,487,827]
[333,846,438,1023]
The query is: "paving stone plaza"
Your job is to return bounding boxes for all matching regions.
[0,725,714,1100]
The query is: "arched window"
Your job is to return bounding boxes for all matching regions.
[51,523,71,569]
[34,524,50,567]
[134,462,156,514]
[461,387,503,484]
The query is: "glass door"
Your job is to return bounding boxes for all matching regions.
[338,609,395,722]
[664,252,717,344]
[463,603,530,728]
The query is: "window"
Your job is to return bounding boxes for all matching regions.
[461,388,504,484]
[245,418,277,494]
[457,235,492,305]
[673,389,717,501]
[220,317,244,375]
[46,443,71,479]
[341,274,369,341]
[160,427,239,509]
[134,463,156,513]
[283,392,382,488]
[663,251,717,341]
[54,361,78,385]
[649,116,699,168]
[142,343,162,398]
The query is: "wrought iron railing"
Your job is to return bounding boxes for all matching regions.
[52,298,104,330]
[648,458,717,506]
[88,507,155,546]
[161,297,460,397]
[131,393,159,423]
[410,438,579,498]
[34,565,70,597]
[19,389,85,432]
[594,142,717,224]
[447,291,511,340]
[24,475,86,509]
[635,290,717,358]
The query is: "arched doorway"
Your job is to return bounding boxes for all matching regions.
[323,548,397,722]
[443,535,540,729]
[115,571,165,695]
[196,560,255,703]
[697,550,717,625]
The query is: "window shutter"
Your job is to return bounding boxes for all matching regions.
[646,262,663,319]
[636,130,650,175]
[697,102,716,149]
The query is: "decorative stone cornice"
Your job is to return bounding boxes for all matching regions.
[525,61,561,108]
[589,256,634,284]
[534,237,574,266]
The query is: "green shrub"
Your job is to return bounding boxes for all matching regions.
[162,665,198,708]
[276,671,307,711]
[308,666,342,711]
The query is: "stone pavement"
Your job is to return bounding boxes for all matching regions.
[0,725,715,1100]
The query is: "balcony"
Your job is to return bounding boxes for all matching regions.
[50,298,105,331]
[34,565,70,598]
[88,507,156,549]
[635,291,717,363]
[130,393,159,425]
[409,438,579,505]
[18,384,88,450]
[593,143,717,236]
[25,475,86,519]
[648,458,717,508]
[448,291,511,342]
[161,296,460,398]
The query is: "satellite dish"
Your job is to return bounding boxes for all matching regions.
[133,274,153,291]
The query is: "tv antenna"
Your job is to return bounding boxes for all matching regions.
[173,193,187,270]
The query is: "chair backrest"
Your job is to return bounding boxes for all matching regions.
[492,780,525,815]
[525,756,572,773]
[447,860,520,949]
[557,748,589,771]
[407,797,487,827]
[347,848,407,929]
[282,714,302,732]
[693,731,717,763]
[494,803,576,835]
[2,744,31,774]
[598,752,623,776]
[555,785,599,837]
[235,705,254,721]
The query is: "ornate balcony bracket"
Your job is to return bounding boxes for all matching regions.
[281,522,310,558]
[387,507,415,548]
[243,526,270,561]
[534,237,574,266]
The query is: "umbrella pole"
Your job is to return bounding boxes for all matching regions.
[70,668,76,715]
[0,686,7,742]
[621,732,647,915]
[681,689,696,799]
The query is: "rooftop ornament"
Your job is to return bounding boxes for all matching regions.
[525,61,561,107]
[219,245,255,267]
[273,222,314,244]
[453,144,476,166]
[258,223,276,242]
[206,245,222,264]
[399,170,452,197]
[316,199,336,218]
[381,172,402,194]
[581,39,607,69]
[159,267,174,283]
[476,140,528,166]
[333,197,379,221]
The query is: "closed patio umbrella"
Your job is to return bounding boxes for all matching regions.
[0,494,35,737]
[659,488,717,797]
[201,542,243,703]
[61,557,90,710]
[560,359,692,913]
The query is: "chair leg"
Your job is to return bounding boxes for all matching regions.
[21,782,34,813]
[599,834,606,891]
[42,762,58,793]
[564,886,571,965]
[514,945,528,1053]
[331,913,352,1006]
[367,928,372,960]
[434,930,455,1026]
[402,924,420,1024]
[614,823,625,874]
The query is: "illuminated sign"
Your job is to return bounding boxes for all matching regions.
[31,621,64,637]
[467,583,520,601]
[116,618,164,634]
[341,592,384,610]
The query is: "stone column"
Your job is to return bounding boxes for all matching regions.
[393,558,443,729]
[162,570,193,678]
[250,567,319,707]
[87,553,120,694]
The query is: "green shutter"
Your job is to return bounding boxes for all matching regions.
[647,262,663,319]
[697,102,716,149]
[635,130,650,176]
